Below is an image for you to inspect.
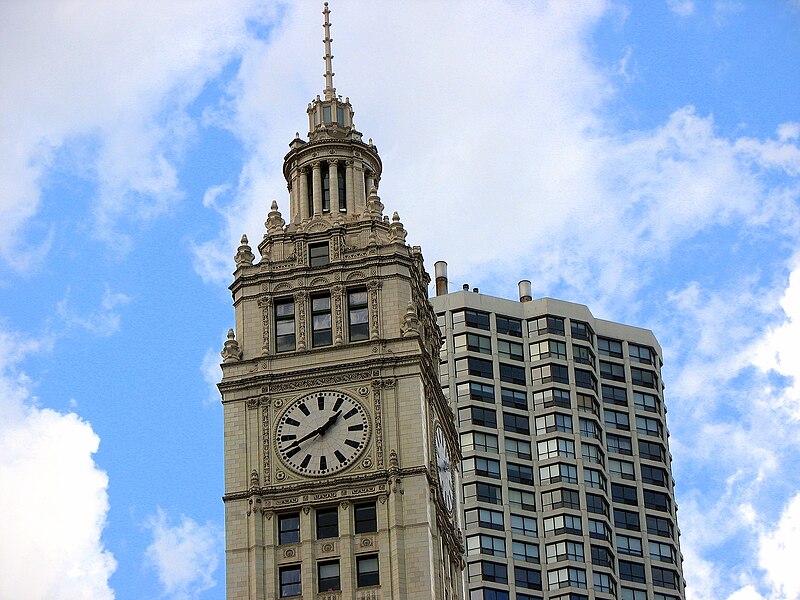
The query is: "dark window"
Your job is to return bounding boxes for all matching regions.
[462,381,495,403]
[337,166,346,211]
[467,534,506,557]
[470,560,507,584]
[511,514,538,537]
[629,344,654,365]
[347,289,369,341]
[574,369,596,390]
[631,367,657,389]
[529,315,565,336]
[515,566,542,590]
[647,515,674,538]
[598,338,623,358]
[469,589,509,600]
[500,363,526,385]
[533,388,571,409]
[585,493,608,516]
[582,442,604,465]
[614,508,641,532]
[507,463,534,486]
[576,393,599,415]
[639,440,666,462]
[322,165,331,212]
[505,436,529,458]
[652,567,679,590]
[453,309,491,330]
[462,405,497,428]
[498,339,524,362]
[509,488,536,511]
[454,332,492,354]
[464,457,501,478]
[501,388,527,409]
[354,502,377,534]
[542,488,581,511]
[316,507,338,539]
[279,565,301,597]
[617,534,643,557]
[571,320,593,341]
[612,483,639,506]
[619,560,646,583]
[503,412,530,434]
[279,513,300,544]
[591,545,614,567]
[607,434,633,456]
[513,540,540,563]
[634,391,660,413]
[497,315,522,337]
[535,412,572,434]
[532,364,569,385]
[465,507,504,530]
[588,518,608,540]
[318,560,340,592]
[602,385,628,406]
[600,360,626,382]
[641,465,669,487]
[464,482,503,505]
[636,415,663,438]
[275,299,296,352]
[309,242,329,267]
[573,344,594,366]
[467,357,494,379]
[605,409,630,431]
[311,295,332,347]
[356,554,380,587]
[643,490,671,512]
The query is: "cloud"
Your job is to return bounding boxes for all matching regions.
[144,508,222,600]
[201,347,223,406]
[667,0,696,17]
[0,330,115,600]
[757,492,800,599]
[56,284,131,337]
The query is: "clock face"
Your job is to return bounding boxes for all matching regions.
[435,425,454,513]
[276,390,370,477]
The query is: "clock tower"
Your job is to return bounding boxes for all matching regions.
[218,4,464,599]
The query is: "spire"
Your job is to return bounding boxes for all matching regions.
[322,3,336,100]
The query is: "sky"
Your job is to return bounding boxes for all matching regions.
[0,1,798,599]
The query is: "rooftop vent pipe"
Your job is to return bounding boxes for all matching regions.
[434,261,448,296]
[519,280,532,303]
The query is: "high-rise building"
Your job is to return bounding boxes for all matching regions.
[430,272,685,600]
[219,4,685,600]
[218,4,463,600]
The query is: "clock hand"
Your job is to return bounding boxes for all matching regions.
[317,410,341,437]
[286,411,342,450]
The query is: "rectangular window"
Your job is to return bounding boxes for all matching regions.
[574,368,597,391]
[454,332,492,354]
[463,457,501,478]
[642,465,669,487]
[460,406,497,428]
[619,560,646,584]
[537,437,575,460]
[530,339,567,361]
[455,356,494,379]
[617,534,643,557]
[631,367,657,389]
[500,363,526,385]
[572,344,595,366]
[460,431,499,453]
[546,540,585,563]
[594,572,615,594]
[585,493,608,517]
[507,463,535,486]
[591,546,614,567]
[612,483,639,506]
[501,388,527,410]
[607,434,633,455]
[576,393,599,415]
[614,508,641,532]
[539,463,578,485]
[464,482,503,505]
[465,507,504,530]
[600,360,626,382]
[354,502,377,534]
[584,468,606,490]
[309,242,329,267]
[275,299,296,352]
[509,488,536,512]
[318,560,340,592]
[503,412,530,434]
[528,315,565,336]
[458,381,495,403]
[515,566,543,590]
[652,567,679,590]
[581,442,604,465]
[347,289,369,341]
[547,567,587,590]
[543,514,582,536]
[629,343,654,365]
[605,409,630,431]
[496,314,522,337]
[498,339,524,361]
[636,415,663,438]
[602,385,628,406]
[356,554,380,587]
[622,588,648,600]
[278,513,300,544]
[647,515,674,538]
[511,514,538,537]
[467,534,507,557]
[639,440,666,462]
[505,437,532,460]
[571,320,593,341]
[311,295,332,347]
[634,391,660,413]
[588,518,608,540]
[532,364,569,385]
[644,490,671,512]
[542,488,581,511]
[533,388,571,409]
[279,565,301,597]
[598,337,623,358]
[579,417,600,440]
[316,507,338,539]
[650,541,677,564]
[469,560,508,585]
[535,413,572,435]
[609,458,636,480]
[513,540,540,563]
[453,309,490,330]
[470,589,509,600]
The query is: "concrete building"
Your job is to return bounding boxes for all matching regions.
[431,272,685,600]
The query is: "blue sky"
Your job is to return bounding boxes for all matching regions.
[1,1,799,599]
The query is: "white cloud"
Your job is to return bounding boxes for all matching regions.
[0,330,115,600]
[667,0,696,17]
[757,492,800,599]
[201,347,223,406]
[56,284,131,337]
[145,508,222,600]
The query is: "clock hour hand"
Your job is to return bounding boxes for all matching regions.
[317,410,341,436]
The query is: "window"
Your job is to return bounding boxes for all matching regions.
[461,431,499,453]
[279,565,301,597]
[535,413,572,434]
[605,410,630,431]
[636,416,663,438]
[509,488,536,512]
[467,534,506,557]
[532,364,569,385]
[651,567,679,590]
[354,502,377,534]
[546,540,585,563]
[531,339,567,361]
[318,560,340,592]
[647,515,674,538]
[311,295,332,346]
[598,338,623,358]
[593,572,615,595]
[465,507,504,530]
[621,589,648,600]
[619,560,646,584]
[607,434,633,455]
[309,242,329,267]
[612,483,638,506]
[275,299,296,352]
[641,465,669,487]
[508,463,535,486]
[572,344,595,366]
[316,507,338,539]
[464,482,503,505]
[356,554,380,587]
[543,514,582,536]
[631,367,657,389]
[500,363,526,385]
[469,589,509,600]
[539,463,578,485]
[498,339,524,361]
[453,309,490,330]
[650,541,677,564]
[585,493,608,517]
[454,332,492,354]
[463,456,501,478]
[533,388,571,409]
[501,388,527,409]
[600,361,625,382]
[584,468,606,490]
[576,393,599,415]
[456,356,494,379]
[617,534,643,557]
[609,458,636,480]
[602,385,627,406]
[588,518,608,540]
[469,560,508,584]
[459,406,497,428]
[515,566,543,590]
[581,443,604,465]
[347,289,369,341]
[629,344,654,364]
[614,508,640,532]
[458,381,495,403]
[542,488,580,511]
[639,439,666,462]
[537,438,575,460]
[511,514,538,537]
[505,437,532,460]
[634,391,660,413]
[497,315,522,337]
[571,320,593,341]
[644,490,671,513]
[579,417,600,440]
[513,540,540,563]
[278,513,300,544]
[528,315,565,336]
[654,593,681,600]
[548,567,587,590]
[503,412,529,434]
[574,369,596,390]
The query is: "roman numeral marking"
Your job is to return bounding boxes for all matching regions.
[317,395,325,410]
[344,439,360,448]
[333,398,344,411]
[319,456,327,471]
[300,454,312,469]
[285,417,300,427]
[335,450,346,463]
[343,408,358,419]
[298,403,310,416]
[348,424,363,431]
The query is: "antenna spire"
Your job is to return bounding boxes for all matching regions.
[322,3,336,100]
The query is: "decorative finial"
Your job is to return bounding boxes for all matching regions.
[234,234,254,267]
[366,186,384,219]
[390,211,408,242]
[322,3,336,100]
[221,329,243,362]
[265,200,286,234]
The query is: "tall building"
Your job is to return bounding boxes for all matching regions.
[430,271,685,600]
[218,4,463,600]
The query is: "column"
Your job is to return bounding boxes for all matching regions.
[298,167,309,221]
[354,163,365,214]
[345,160,355,214]
[312,161,322,216]
[328,160,340,213]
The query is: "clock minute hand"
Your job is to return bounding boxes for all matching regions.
[286,411,342,450]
